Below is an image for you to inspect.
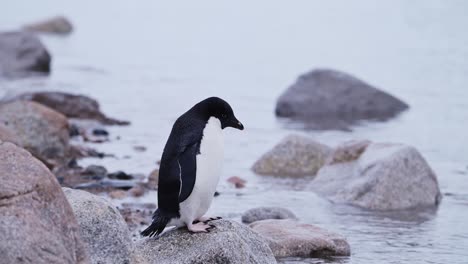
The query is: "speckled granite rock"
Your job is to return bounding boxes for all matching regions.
[135,220,276,264]
[310,142,442,210]
[0,101,70,165]
[250,219,350,258]
[0,141,88,264]
[63,188,135,264]
[252,134,331,177]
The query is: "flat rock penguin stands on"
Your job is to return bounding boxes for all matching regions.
[141,97,244,237]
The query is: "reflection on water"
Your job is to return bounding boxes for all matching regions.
[1,0,468,263]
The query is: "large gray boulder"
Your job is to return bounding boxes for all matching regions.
[0,141,89,264]
[249,219,350,258]
[63,188,135,264]
[9,91,130,125]
[0,31,51,78]
[252,134,331,177]
[310,141,442,210]
[136,220,277,264]
[275,69,409,129]
[0,100,70,164]
[242,207,297,224]
[23,16,73,35]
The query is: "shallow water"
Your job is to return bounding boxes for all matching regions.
[1,1,468,263]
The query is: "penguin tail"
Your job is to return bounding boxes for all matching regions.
[140,209,174,237]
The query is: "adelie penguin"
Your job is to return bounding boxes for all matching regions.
[141,97,244,237]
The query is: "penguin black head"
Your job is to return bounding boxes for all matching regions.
[194,97,244,130]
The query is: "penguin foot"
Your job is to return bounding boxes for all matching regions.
[187,222,214,233]
[198,216,222,224]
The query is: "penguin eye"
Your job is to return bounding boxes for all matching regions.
[222,114,227,118]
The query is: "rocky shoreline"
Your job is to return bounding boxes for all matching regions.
[0,17,443,264]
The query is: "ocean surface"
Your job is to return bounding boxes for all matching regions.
[1,1,467,263]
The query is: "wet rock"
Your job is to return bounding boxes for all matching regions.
[0,141,89,264]
[227,176,247,188]
[0,101,70,164]
[63,188,135,264]
[0,31,50,78]
[82,165,107,180]
[75,179,136,191]
[275,69,409,130]
[128,184,146,197]
[23,16,73,35]
[310,142,442,210]
[214,191,220,197]
[133,145,147,152]
[92,128,109,136]
[136,220,276,264]
[109,190,128,199]
[242,207,297,224]
[108,171,134,180]
[11,92,130,125]
[249,219,350,258]
[252,134,331,177]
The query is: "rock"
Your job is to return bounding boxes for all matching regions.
[310,141,442,210]
[10,92,129,125]
[252,135,331,177]
[82,165,107,179]
[109,190,128,199]
[145,169,159,190]
[249,219,350,258]
[327,140,371,164]
[23,16,73,35]
[92,128,109,136]
[0,123,19,145]
[108,171,134,180]
[0,141,89,263]
[275,69,409,130]
[128,184,146,197]
[133,146,147,152]
[0,101,70,164]
[0,31,51,78]
[242,207,297,224]
[227,176,246,188]
[63,188,134,264]
[118,203,155,238]
[136,219,276,264]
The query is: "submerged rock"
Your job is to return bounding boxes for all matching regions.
[23,16,73,35]
[0,31,51,78]
[252,134,331,177]
[227,176,247,188]
[0,101,70,164]
[136,220,276,264]
[63,188,135,264]
[11,91,130,125]
[249,219,350,258]
[242,207,297,224]
[275,69,409,130]
[0,141,89,264]
[310,141,442,210]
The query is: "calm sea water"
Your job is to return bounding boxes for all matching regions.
[1,1,468,263]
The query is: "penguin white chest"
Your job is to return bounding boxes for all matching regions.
[180,117,224,220]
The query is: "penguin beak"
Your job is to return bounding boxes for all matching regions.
[231,118,244,130]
